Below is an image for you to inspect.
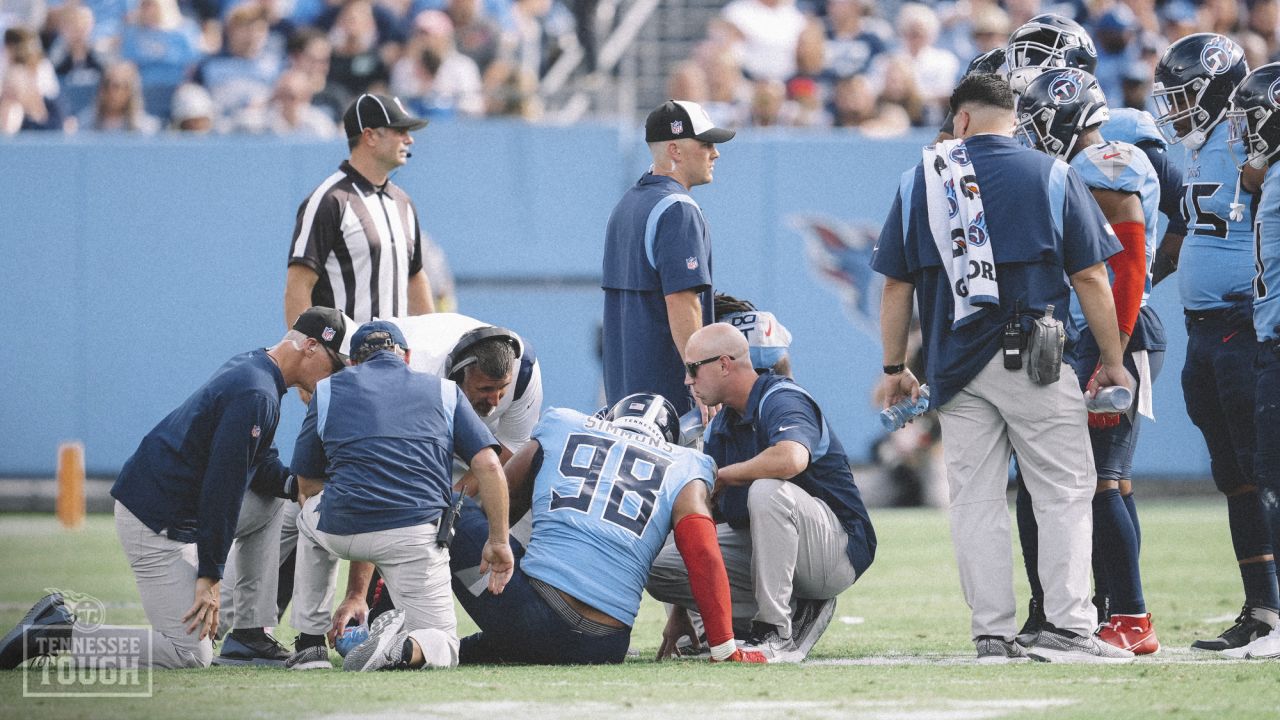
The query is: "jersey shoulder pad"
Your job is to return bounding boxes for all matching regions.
[1075,142,1144,193]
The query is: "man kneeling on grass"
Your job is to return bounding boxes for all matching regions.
[284,320,513,670]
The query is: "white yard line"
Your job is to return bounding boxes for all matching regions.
[321,698,1076,720]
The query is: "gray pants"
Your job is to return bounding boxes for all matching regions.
[86,501,214,668]
[936,353,1097,639]
[218,490,286,632]
[291,494,459,668]
[647,479,857,638]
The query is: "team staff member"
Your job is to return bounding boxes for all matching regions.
[284,93,436,328]
[0,308,351,670]
[284,321,513,671]
[346,395,766,668]
[602,100,734,417]
[1150,34,1279,651]
[872,74,1134,663]
[329,313,543,628]
[647,324,876,663]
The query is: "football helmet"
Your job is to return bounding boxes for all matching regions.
[1228,62,1280,167]
[605,393,680,444]
[1006,14,1098,93]
[1152,33,1247,149]
[1016,68,1110,160]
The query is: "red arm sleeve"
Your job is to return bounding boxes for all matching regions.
[1106,221,1146,337]
[674,513,734,652]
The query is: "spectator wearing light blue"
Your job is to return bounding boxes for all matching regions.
[1090,4,1141,105]
[192,4,282,122]
[118,0,202,118]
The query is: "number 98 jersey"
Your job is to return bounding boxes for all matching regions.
[519,407,716,626]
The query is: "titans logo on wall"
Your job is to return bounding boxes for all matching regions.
[1201,40,1232,76]
[790,214,883,338]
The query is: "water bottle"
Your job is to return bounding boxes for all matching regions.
[678,409,704,447]
[880,385,931,431]
[1086,386,1133,413]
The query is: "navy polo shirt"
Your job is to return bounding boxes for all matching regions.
[112,350,288,580]
[870,134,1120,408]
[292,351,498,536]
[707,372,877,576]
[602,172,714,415]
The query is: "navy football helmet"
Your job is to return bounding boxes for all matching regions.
[605,393,680,444]
[1006,14,1098,93]
[1228,62,1280,167]
[1152,33,1248,149]
[1016,68,1110,160]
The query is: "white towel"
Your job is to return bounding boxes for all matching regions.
[923,140,1000,329]
[1132,349,1155,421]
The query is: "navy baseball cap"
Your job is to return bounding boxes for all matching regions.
[645,100,736,143]
[343,93,428,138]
[350,320,410,362]
[293,307,351,361]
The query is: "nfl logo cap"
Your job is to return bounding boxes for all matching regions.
[343,93,429,138]
[645,100,736,143]
[349,320,410,362]
[293,307,353,361]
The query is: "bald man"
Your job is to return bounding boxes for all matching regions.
[645,323,877,663]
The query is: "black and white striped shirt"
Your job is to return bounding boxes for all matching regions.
[289,161,424,321]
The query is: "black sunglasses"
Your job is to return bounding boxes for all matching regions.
[685,354,733,378]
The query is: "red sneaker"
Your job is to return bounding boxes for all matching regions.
[712,647,768,664]
[1097,613,1160,655]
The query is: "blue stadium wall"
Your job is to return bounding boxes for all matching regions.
[0,123,1206,479]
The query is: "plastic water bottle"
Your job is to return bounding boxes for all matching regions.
[335,624,369,657]
[880,385,931,431]
[678,409,704,447]
[1086,386,1133,413]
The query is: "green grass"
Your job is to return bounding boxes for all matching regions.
[2,499,1279,719]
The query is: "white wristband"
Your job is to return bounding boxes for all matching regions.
[709,638,737,661]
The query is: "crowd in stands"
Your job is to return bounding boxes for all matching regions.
[0,0,577,134]
[4,0,1280,137]
[671,0,1280,135]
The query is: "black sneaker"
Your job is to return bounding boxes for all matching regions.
[0,594,75,669]
[1015,596,1045,647]
[790,598,836,660]
[1191,605,1279,651]
[213,628,291,667]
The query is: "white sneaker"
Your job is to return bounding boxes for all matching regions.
[1224,626,1280,659]
[1027,625,1134,664]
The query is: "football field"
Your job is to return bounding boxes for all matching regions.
[2,498,1278,719]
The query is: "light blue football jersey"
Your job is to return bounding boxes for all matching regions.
[1102,107,1164,149]
[1253,161,1280,340]
[1069,139,1161,330]
[519,407,715,626]
[1177,121,1256,310]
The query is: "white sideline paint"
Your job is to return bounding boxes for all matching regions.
[839,616,865,625]
[809,647,1242,666]
[321,699,1074,720]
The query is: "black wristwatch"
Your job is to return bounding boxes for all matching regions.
[883,364,906,375]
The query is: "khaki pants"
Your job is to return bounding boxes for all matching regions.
[218,490,286,632]
[647,480,857,638]
[936,352,1097,639]
[96,501,213,668]
[291,494,458,668]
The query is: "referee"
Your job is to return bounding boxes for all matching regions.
[284,93,436,327]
